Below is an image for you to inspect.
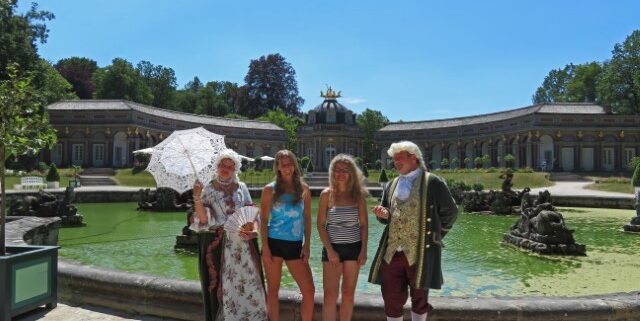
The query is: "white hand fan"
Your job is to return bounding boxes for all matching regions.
[224,205,260,233]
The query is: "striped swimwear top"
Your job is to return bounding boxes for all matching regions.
[326,206,360,244]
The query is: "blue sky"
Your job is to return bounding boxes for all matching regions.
[23,0,640,122]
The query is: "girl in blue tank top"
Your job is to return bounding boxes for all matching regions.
[267,181,305,240]
[259,150,314,321]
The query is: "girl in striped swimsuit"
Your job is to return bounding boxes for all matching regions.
[317,154,369,321]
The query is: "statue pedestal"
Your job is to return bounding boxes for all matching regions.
[503,233,586,255]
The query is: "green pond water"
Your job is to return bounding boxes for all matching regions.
[59,201,640,297]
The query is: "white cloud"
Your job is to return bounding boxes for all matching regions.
[340,97,367,105]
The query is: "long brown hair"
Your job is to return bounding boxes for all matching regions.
[328,154,369,205]
[273,149,305,204]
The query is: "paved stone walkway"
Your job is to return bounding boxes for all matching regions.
[14,303,179,321]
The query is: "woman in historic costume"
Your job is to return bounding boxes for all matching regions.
[191,149,268,321]
[317,154,369,321]
[260,149,315,321]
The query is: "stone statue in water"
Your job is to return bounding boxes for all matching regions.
[504,190,586,255]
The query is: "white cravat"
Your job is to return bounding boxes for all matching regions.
[394,168,422,201]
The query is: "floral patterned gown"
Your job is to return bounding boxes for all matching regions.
[190,181,267,321]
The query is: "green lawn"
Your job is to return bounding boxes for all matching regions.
[101,167,555,190]
[3,168,76,189]
[367,169,552,190]
[113,169,157,187]
[584,175,635,194]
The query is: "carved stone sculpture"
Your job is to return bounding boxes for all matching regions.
[8,187,84,227]
[137,187,192,212]
[504,191,586,255]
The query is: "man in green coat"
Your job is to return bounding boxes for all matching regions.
[369,141,458,321]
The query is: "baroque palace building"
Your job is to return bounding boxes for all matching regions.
[375,103,640,172]
[45,100,287,167]
[45,98,640,173]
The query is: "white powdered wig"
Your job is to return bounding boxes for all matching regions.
[387,141,426,170]
[213,149,242,183]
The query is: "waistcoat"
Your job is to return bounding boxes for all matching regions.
[384,175,422,265]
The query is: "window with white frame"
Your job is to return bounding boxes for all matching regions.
[624,148,636,169]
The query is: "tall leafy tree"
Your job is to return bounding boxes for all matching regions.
[54,57,98,99]
[597,30,640,114]
[240,53,304,118]
[174,76,204,112]
[1,65,57,255]
[532,64,575,103]
[33,59,77,104]
[136,60,177,108]
[94,58,153,104]
[194,81,238,116]
[356,108,389,162]
[257,109,303,150]
[565,62,602,102]
[0,0,54,80]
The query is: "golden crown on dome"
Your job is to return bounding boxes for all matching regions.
[320,86,341,99]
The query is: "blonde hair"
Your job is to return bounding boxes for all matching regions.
[273,149,305,204]
[387,141,426,170]
[328,154,369,205]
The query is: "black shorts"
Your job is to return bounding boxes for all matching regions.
[268,238,303,260]
[322,241,362,262]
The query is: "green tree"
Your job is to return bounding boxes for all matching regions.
[451,157,459,169]
[631,160,640,188]
[46,163,60,182]
[482,154,491,168]
[1,65,57,255]
[598,30,640,114]
[532,64,575,103]
[94,58,153,104]
[474,156,483,169]
[463,157,471,169]
[440,157,449,169]
[0,1,54,80]
[356,108,389,162]
[565,62,602,102]
[33,59,77,104]
[504,153,516,169]
[299,156,310,171]
[195,81,238,116]
[136,60,177,108]
[240,53,304,118]
[257,108,303,151]
[173,76,203,112]
[379,168,389,183]
[54,57,98,99]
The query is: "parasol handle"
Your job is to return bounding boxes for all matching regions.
[176,136,200,181]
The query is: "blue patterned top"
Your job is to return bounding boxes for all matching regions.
[268,182,305,241]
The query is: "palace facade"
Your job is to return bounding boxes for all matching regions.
[45,100,286,167]
[44,99,640,173]
[375,103,640,172]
